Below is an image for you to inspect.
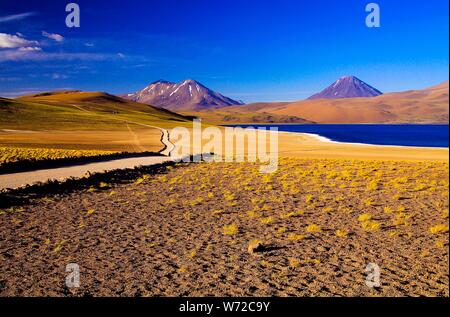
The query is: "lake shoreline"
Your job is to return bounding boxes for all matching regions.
[225,124,449,149]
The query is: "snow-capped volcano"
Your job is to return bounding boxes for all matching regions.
[121,79,244,111]
[307,76,383,100]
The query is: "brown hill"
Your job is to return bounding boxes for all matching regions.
[219,81,449,124]
[0,91,191,132]
[17,91,190,123]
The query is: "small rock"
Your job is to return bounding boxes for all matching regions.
[248,240,265,254]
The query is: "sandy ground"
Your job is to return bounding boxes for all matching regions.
[0,128,164,153]
[171,127,449,161]
[0,127,174,190]
[0,128,448,297]
[1,130,447,190]
[0,158,448,296]
[0,156,173,190]
[275,132,449,161]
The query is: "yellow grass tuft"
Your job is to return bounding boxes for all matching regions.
[358,213,372,222]
[223,223,238,235]
[188,249,197,258]
[52,240,65,253]
[361,220,381,231]
[335,229,349,237]
[429,224,449,234]
[306,224,322,233]
[281,212,296,219]
[134,175,150,185]
[0,147,116,167]
[247,210,260,219]
[260,216,274,224]
[287,233,305,241]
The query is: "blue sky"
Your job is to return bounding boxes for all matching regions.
[0,0,448,102]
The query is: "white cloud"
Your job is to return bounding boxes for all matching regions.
[0,49,111,62]
[0,33,38,48]
[18,46,42,52]
[51,73,68,80]
[42,31,64,42]
[117,53,125,58]
[0,88,74,98]
[0,77,21,82]
[0,12,36,23]
[84,42,94,47]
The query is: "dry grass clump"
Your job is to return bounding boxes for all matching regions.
[223,223,239,235]
[3,156,447,296]
[429,224,449,234]
[306,224,322,233]
[335,229,349,237]
[0,146,116,167]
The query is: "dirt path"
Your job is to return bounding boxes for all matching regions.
[125,123,146,152]
[0,104,178,190]
[0,156,174,190]
[0,125,176,190]
[69,103,174,155]
[124,120,174,156]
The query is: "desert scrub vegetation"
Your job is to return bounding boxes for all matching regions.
[0,146,117,171]
[223,223,239,235]
[141,157,449,248]
[429,224,449,234]
[1,156,448,296]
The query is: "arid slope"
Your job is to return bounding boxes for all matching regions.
[0,91,191,152]
[194,81,449,124]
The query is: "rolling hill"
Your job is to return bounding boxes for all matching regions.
[203,81,449,124]
[0,91,193,152]
[2,90,191,130]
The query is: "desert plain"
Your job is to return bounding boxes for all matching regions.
[0,130,448,296]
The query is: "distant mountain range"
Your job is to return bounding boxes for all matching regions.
[4,76,446,126]
[308,76,382,99]
[120,79,244,111]
[212,80,449,124]
[119,75,384,114]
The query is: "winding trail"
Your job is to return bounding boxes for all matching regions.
[0,126,175,190]
[0,106,177,190]
[69,103,175,155]
[0,156,175,190]
[124,120,174,156]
